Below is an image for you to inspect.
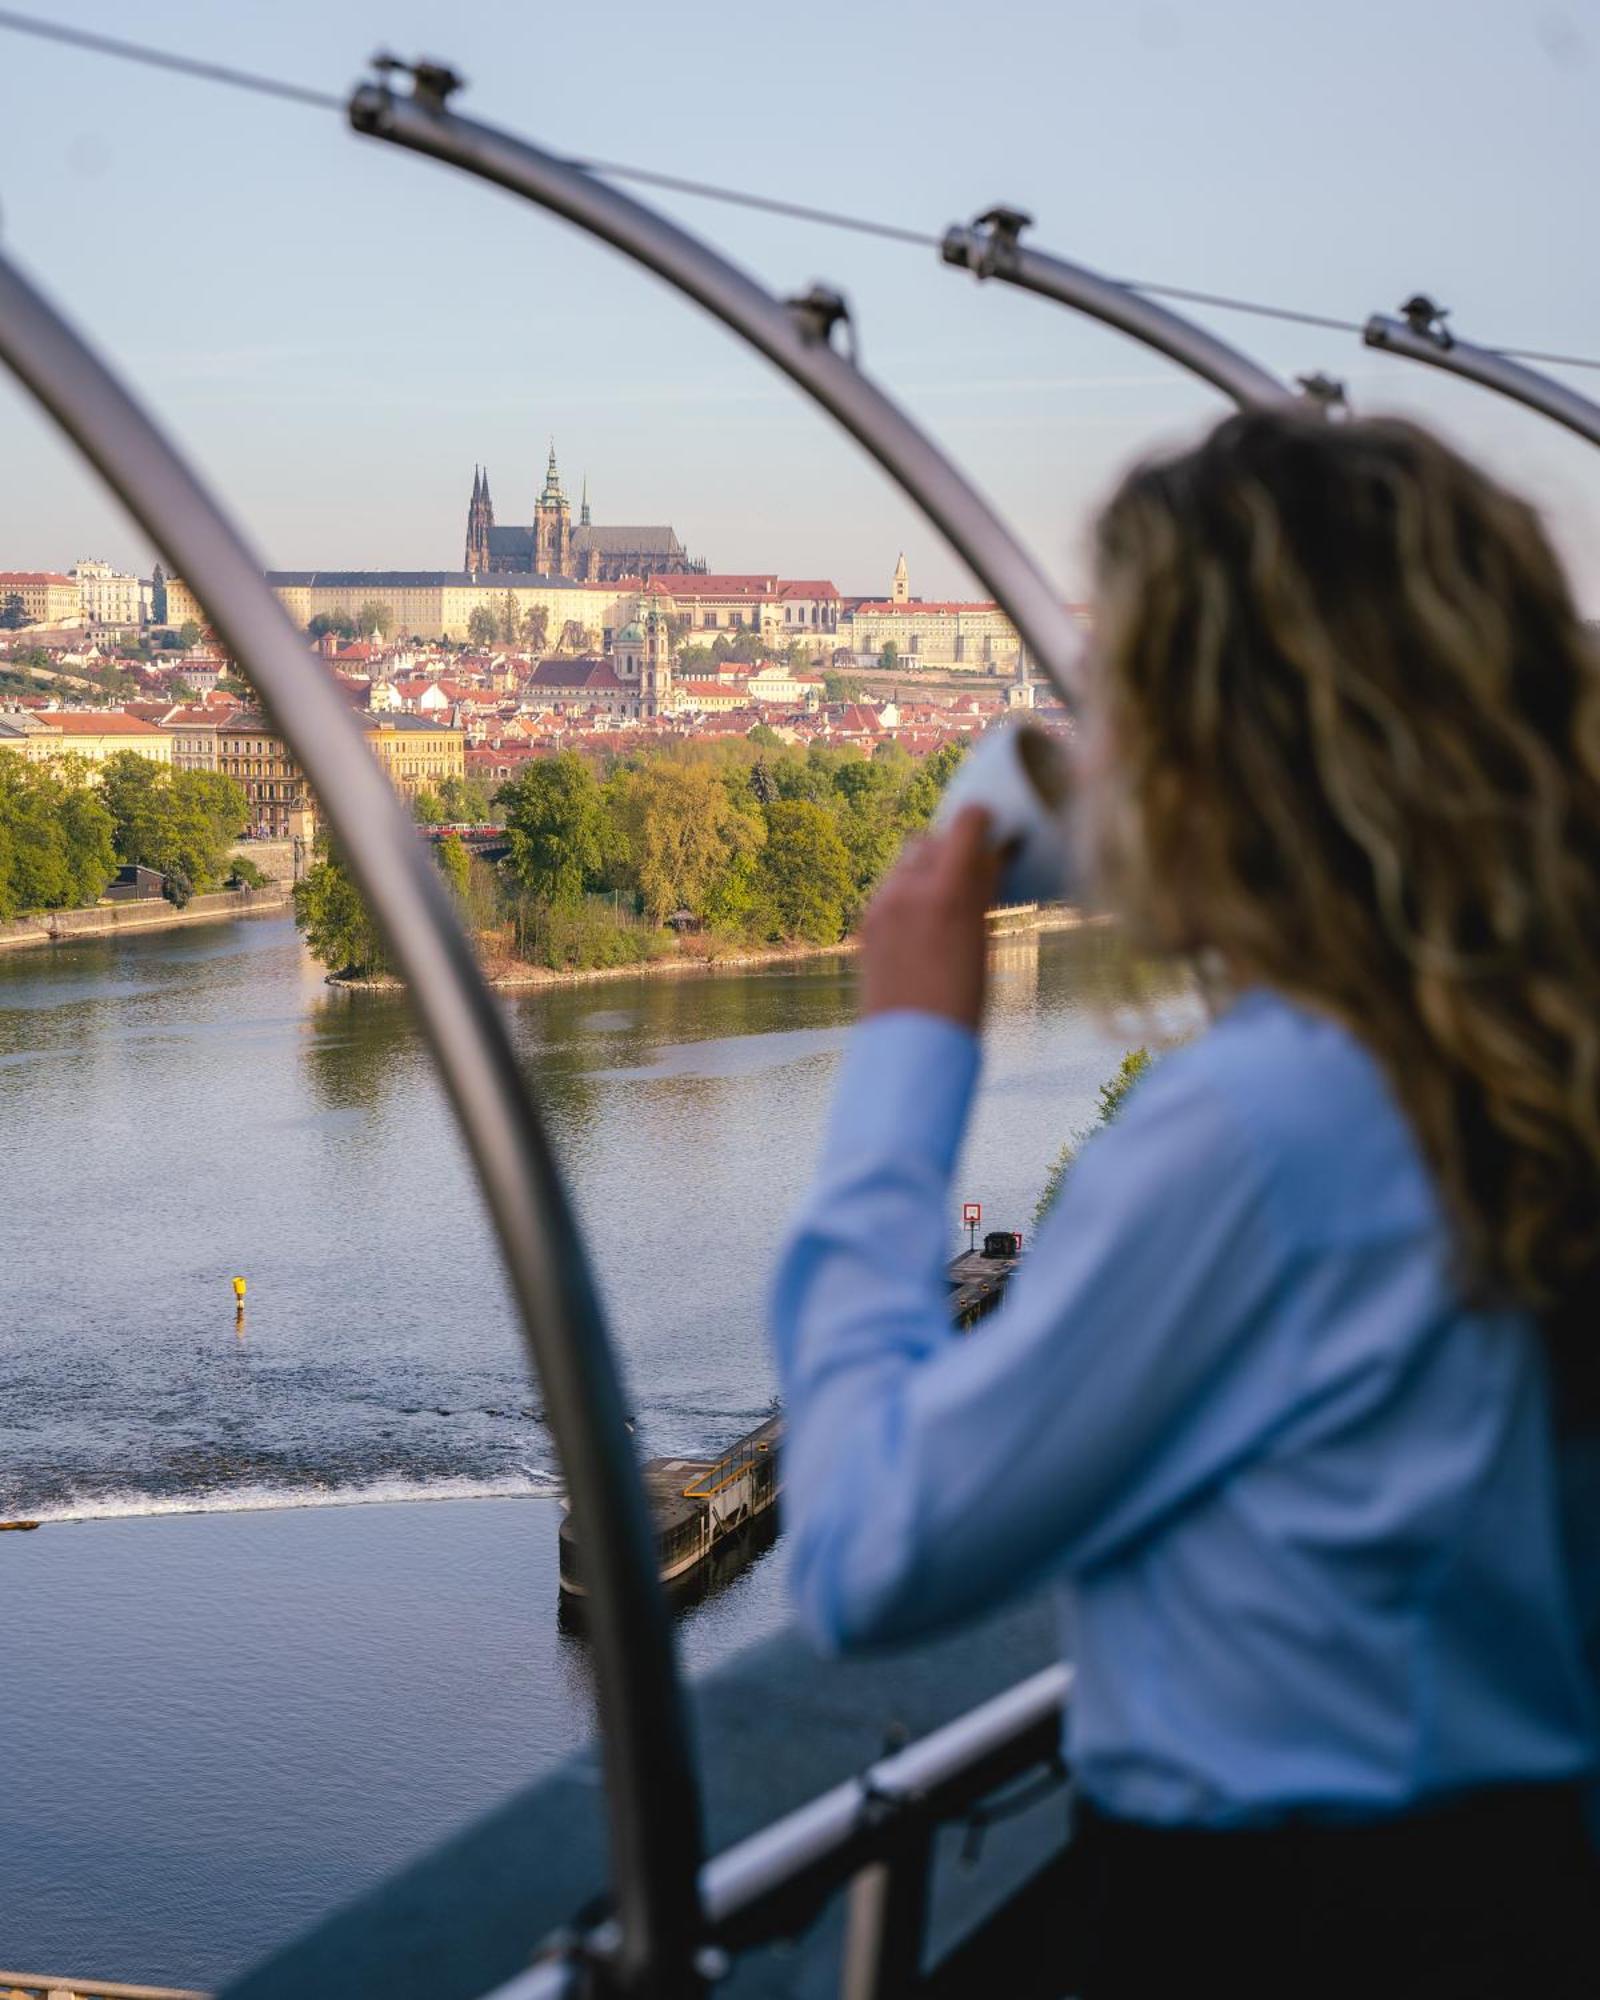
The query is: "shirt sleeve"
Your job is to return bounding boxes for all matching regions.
[771,1013,1292,1653]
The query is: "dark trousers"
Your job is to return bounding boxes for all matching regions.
[1062,1783,1600,1999]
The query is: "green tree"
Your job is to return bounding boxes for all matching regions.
[878,640,898,670]
[439,773,493,823]
[501,752,612,906]
[521,603,551,653]
[55,773,118,905]
[898,738,968,830]
[0,593,27,630]
[435,831,472,905]
[0,756,117,916]
[613,761,762,922]
[822,669,863,704]
[308,609,359,641]
[499,592,521,645]
[293,840,389,977]
[356,600,394,638]
[411,787,447,826]
[99,753,248,904]
[757,798,853,943]
[176,620,202,650]
[466,604,499,649]
[149,564,168,625]
[1034,1048,1153,1225]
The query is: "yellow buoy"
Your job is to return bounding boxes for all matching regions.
[231,1275,247,1302]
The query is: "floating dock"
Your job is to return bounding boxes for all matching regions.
[560,1240,1023,1604]
[560,1416,781,1603]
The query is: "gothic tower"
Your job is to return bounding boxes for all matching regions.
[464,465,494,573]
[891,551,909,604]
[533,441,573,577]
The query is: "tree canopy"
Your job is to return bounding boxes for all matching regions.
[99,752,248,906]
[0,755,117,919]
[500,752,614,906]
[292,838,389,979]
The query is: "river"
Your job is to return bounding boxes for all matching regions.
[0,913,1189,1985]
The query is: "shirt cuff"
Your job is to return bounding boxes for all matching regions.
[823,1011,981,1179]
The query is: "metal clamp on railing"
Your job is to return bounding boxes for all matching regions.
[485,1665,1074,2000]
[1363,294,1600,450]
[941,207,1303,412]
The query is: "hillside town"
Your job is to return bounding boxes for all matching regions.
[1,498,1077,849]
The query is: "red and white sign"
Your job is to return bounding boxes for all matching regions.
[962,1202,982,1228]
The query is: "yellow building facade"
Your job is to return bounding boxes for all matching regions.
[364,716,465,797]
[263,571,637,645]
[0,571,83,625]
[26,712,173,766]
[217,713,315,840]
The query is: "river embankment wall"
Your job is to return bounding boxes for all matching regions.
[0,884,292,952]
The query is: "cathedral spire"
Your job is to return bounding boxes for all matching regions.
[580,474,590,528]
[542,438,565,505]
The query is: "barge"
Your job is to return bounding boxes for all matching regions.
[559,1235,1024,1603]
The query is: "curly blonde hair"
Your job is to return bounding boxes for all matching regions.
[1092,409,1600,1383]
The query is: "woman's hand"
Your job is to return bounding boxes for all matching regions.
[859,805,1001,1031]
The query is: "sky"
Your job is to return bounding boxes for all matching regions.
[1,0,1598,606]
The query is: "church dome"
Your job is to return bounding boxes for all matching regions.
[616,619,645,644]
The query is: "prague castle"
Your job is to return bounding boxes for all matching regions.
[463,444,702,583]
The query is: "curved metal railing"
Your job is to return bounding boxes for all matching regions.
[1363,294,1600,449]
[0,246,703,1997]
[940,206,1302,412]
[345,64,1085,706]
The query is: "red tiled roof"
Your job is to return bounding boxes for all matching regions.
[37,710,164,736]
[0,570,74,585]
[851,599,1002,615]
[649,574,777,597]
[529,658,622,690]
[777,579,841,599]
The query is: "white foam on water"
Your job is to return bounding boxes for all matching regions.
[15,1468,564,1525]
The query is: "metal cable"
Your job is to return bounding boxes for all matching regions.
[3,4,1599,373]
[0,5,342,111]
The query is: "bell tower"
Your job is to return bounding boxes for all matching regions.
[641,596,673,719]
[534,441,573,577]
[891,551,909,604]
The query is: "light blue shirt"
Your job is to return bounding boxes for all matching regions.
[772,991,1598,1825]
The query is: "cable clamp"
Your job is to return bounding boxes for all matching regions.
[369,50,465,108]
[1297,371,1349,415]
[787,285,858,365]
[1399,293,1453,350]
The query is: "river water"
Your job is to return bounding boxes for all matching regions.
[0,914,1189,1984]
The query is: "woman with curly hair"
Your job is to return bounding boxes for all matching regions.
[774,410,1600,1996]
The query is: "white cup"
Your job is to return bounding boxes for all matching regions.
[934,719,1077,905]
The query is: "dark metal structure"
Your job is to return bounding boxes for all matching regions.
[940,207,1300,411]
[1363,295,1600,449]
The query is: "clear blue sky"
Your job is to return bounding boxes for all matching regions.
[2,0,1597,605]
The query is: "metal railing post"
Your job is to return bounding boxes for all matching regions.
[1363,295,1600,450]
[940,208,1300,412]
[344,65,1084,711]
[0,246,702,1998]
[840,1828,934,2000]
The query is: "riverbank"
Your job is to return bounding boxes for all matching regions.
[0,883,293,952]
[329,904,1104,991]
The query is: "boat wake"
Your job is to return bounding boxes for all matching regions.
[15,1468,564,1526]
